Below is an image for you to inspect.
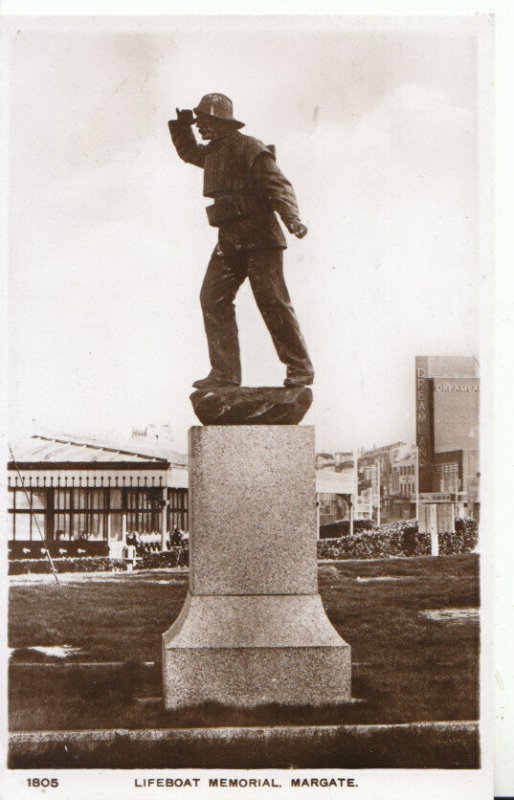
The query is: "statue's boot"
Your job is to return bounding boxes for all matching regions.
[192,375,240,389]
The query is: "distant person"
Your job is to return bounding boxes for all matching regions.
[171,527,183,546]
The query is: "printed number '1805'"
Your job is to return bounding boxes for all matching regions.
[27,779,59,788]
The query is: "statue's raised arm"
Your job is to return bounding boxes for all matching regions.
[168,107,208,168]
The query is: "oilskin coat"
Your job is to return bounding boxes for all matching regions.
[168,119,313,386]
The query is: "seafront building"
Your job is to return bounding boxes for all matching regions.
[7,434,188,559]
[415,355,480,528]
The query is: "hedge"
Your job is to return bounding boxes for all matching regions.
[439,518,478,555]
[317,518,478,560]
[8,520,478,573]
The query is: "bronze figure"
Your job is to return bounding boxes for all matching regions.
[169,93,314,390]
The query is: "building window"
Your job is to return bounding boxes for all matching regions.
[74,489,105,510]
[54,488,109,542]
[127,489,161,534]
[168,488,188,531]
[110,489,123,509]
[71,513,104,540]
[9,489,47,541]
[317,493,333,515]
[435,462,461,492]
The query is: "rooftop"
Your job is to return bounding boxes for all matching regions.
[8,434,188,467]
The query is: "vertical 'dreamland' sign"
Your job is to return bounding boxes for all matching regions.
[416,356,433,493]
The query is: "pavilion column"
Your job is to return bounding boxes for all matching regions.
[161,488,168,551]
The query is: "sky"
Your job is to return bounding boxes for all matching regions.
[7,15,487,454]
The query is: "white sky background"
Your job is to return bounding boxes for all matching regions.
[8,16,483,453]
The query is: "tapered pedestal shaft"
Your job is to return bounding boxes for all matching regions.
[162,426,351,708]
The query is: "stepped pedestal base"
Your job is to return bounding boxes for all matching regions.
[162,426,351,709]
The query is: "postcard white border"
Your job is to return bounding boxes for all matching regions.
[0,2,509,798]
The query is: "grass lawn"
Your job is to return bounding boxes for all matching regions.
[8,555,479,733]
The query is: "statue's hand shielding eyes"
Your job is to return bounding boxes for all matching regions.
[175,108,195,126]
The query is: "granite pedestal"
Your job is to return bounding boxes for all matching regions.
[162,425,351,708]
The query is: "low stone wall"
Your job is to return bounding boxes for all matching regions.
[8,548,187,575]
[9,721,479,769]
[8,556,128,576]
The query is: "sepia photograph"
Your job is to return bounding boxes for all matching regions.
[1,8,496,799]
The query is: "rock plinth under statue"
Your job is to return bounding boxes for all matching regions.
[162,425,351,709]
[190,385,313,425]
